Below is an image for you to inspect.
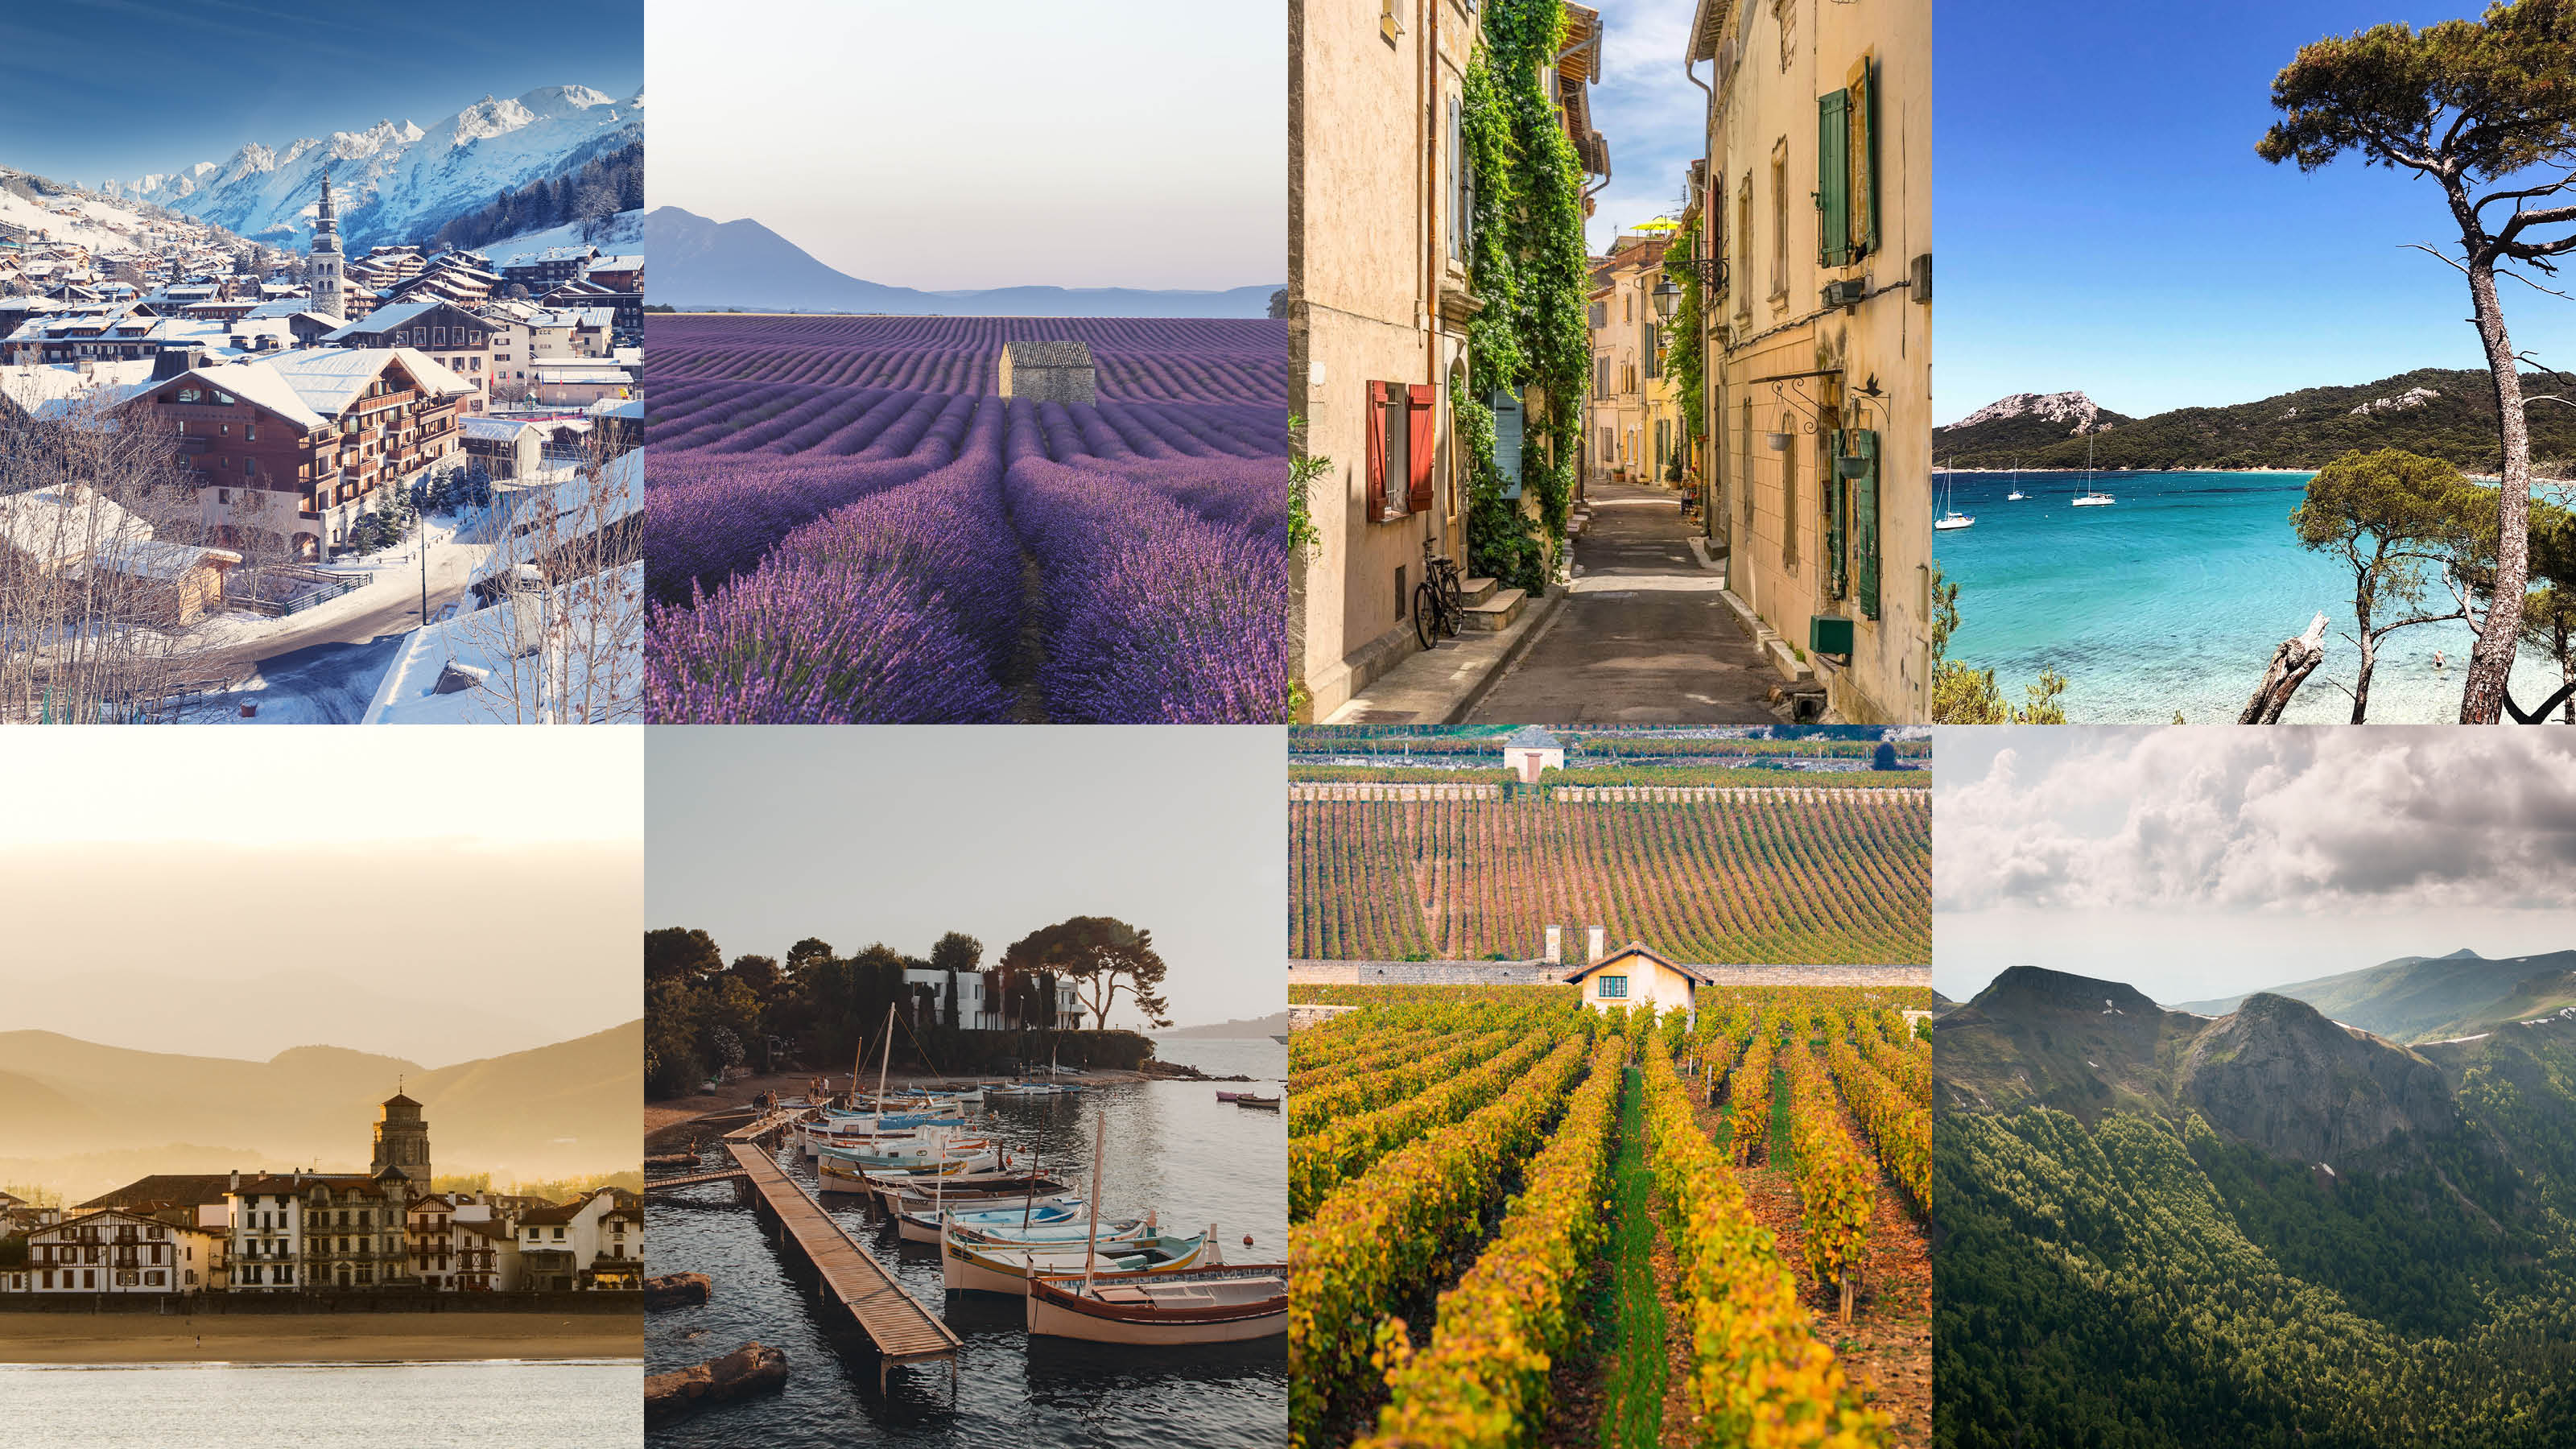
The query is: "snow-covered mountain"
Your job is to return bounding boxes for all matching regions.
[103,85,642,251]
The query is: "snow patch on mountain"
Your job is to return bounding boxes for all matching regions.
[101,85,638,251]
[1950,390,2113,435]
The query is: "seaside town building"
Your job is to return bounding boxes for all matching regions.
[1288,0,1608,719]
[21,1208,223,1294]
[1683,0,1933,722]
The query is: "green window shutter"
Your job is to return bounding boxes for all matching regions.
[1818,89,1851,268]
[1852,428,1881,620]
[1859,60,1881,258]
[1826,428,1847,600]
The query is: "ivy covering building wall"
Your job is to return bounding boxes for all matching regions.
[1459,0,1593,597]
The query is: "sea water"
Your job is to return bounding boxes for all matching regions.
[646,1044,1289,1449]
[1932,469,2563,723]
[0,1358,642,1448]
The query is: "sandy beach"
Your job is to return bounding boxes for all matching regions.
[0,1311,641,1364]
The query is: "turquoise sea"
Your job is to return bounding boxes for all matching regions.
[1931,469,2559,724]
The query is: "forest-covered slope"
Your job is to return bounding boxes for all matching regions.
[1934,965,2576,1449]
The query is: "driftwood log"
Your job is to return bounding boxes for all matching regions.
[644,1153,698,1170]
[644,1271,713,1309]
[645,1340,786,1422]
[2241,613,2329,724]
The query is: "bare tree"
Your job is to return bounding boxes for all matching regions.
[438,423,642,722]
[0,382,218,722]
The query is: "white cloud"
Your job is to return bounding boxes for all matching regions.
[1934,727,2576,916]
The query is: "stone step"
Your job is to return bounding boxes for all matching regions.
[1458,576,1499,606]
[1461,587,1527,632]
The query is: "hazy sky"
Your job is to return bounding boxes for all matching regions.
[0,729,642,1064]
[0,0,640,184]
[1937,0,2576,423]
[1584,0,1699,254]
[1934,727,2576,1004]
[646,0,1284,291]
[647,728,1286,1031]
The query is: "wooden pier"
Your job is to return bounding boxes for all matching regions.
[644,1168,750,1193]
[726,1142,960,1389]
[722,1106,809,1146]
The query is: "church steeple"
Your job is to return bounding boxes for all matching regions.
[311,168,345,320]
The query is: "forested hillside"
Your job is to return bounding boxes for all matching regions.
[1934,965,2576,1449]
[1936,368,2576,473]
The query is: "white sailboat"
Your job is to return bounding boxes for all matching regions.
[2006,464,2026,501]
[1934,474,1975,531]
[2071,436,2115,506]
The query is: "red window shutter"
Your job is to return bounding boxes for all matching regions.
[1365,381,1391,519]
[1406,384,1436,514]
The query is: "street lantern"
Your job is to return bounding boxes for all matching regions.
[1651,274,1680,323]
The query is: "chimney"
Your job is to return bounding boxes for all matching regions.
[228,1170,238,1193]
[1587,926,1605,964]
[150,343,204,381]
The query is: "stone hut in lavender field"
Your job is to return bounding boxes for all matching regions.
[997,339,1096,405]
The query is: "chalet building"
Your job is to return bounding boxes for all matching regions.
[0,485,243,625]
[997,340,1096,404]
[1563,941,1711,1016]
[1685,0,1932,722]
[1587,232,1682,485]
[539,280,642,338]
[1,305,295,366]
[1289,0,1608,720]
[129,345,474,559]
[322,301,495,414]
[583,254,643,291]
[527,357,634,407]
[17,1208,223,1294]
[502,245,598,291]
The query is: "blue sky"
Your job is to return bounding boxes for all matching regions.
[0,0,640,184]
[1584,0,1703,253]
[1938,0,2576,423]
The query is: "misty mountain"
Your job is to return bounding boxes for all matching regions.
[0,1022,640,1202]
[1934,964,2576,1448]
[103,85,643,251]
[1158,1012,1290,1039]
[645,205,1282,317]
[1935,368,2576,473]
[2174,948,2576,1043]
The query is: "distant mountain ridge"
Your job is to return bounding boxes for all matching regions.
[646,206,1282,317]
[101,85,642,250]
[2174,947,2576,1042]
[0,1023,641,1202]
[1158,1012,1290,1039]
[1937,367,2576,472]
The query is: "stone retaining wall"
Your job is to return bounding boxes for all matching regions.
[1288,960,1930,988]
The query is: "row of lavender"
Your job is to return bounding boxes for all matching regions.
[641,316,1288,723]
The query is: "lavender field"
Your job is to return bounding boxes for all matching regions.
[642,316,1288,722]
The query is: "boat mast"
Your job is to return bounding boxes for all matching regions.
[1080,1108,1106,1292]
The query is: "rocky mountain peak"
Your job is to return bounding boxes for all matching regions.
[1950,390,2112,435]
[2180,991,2455,1162]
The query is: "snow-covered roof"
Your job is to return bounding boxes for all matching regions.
[0,485,149,564]
[460,416,535,441]
[322,300,442,341]
[586,255,642,270]
[171,347,473,429]
[0,360,157,416]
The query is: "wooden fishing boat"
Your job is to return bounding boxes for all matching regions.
[944,1213,1153,1249]
[1230,1094,1281,1110]
[893,1196,1088,1244]
[873,1171,1069,1207]
[816,1142,997,1192]
[943,1230,1216,1297]
[1024,1264,1289,1344]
